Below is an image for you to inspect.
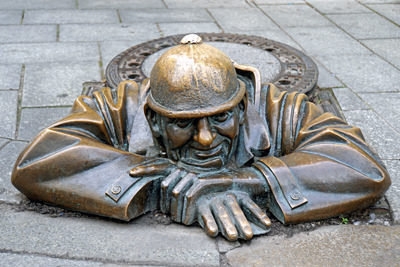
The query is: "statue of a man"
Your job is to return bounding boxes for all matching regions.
[12,34,390,241]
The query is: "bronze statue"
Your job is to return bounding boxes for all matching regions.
[12,34,391,241]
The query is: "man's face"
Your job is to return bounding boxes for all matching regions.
[148,104,244,171]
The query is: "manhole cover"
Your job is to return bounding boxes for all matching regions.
[105,33,318,94]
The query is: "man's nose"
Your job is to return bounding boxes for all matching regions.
[193,118,217,146]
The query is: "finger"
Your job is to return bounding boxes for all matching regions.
[198,205,218,237]
[160,169,184,213]
[211,199,238,241]
[170,173,196,222]
[224,194,253,240]
[240,196,271,229]
[129,159,171,176]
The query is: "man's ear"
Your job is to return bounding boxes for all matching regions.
[144,105,161,137]
[238,93,247,125]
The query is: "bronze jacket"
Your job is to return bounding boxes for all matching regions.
[11,78,391,224]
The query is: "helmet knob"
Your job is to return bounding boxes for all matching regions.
[180,34,202,44]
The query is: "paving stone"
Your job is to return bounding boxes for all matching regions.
[23,61,100,107]
[158,22,221,36]
[233,30,302,49]
[383,160,400,223]
[317,63,343,88]
[0,64,21,90]
[24,10,119,24]
[164,0,249,8]
[101,40,147,67]
[209,8,280,32]
[333,88,368,110]
[255,0,305,3]
[226,225,400,266]
[79,0,165,9]
[327,13,400,39]
[307,0,372,14]
[0,141,27,204]
[18,107,71,141]
[60,23,160,42]
[260,4,333,27]
[0,10,23,25]
[120,8,212,23]
[0,25,56,43]
[0,42,99,64]
[286,26,371,57]
[368,4,400,25]
[0,0,75,9]
[361,38,400,69]
[316,54,400,93]
[358,92,400,131]
[217,236,241,253]
[0,138,8,149]
[360,0,400,3]
[343,109,400,160]
[0,91,17,138]
[0,206,220,266]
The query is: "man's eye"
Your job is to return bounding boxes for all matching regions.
[175,119,192,128]
[212,112,230,122]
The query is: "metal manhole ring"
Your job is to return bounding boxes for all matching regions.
[105,33,318,94]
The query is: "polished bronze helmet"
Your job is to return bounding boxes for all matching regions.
[147,34,246,118]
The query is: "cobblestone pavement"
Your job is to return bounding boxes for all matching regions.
[0,0,399,266]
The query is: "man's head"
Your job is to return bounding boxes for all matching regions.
[145,34,247,171]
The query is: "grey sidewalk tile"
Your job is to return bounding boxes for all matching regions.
[1,253,103,267]
[0,90,17,138]
[316,54,400,93]
[327,13,400,39]
[101,40,146,67]
[158,22,221,36]
[0,10,23,25]
[255,0,305,3]
[209,8,280,32]
[120,8,212,23]
[333,88,368,110]
[344,109,400,160]
[359,92,400,131]
[260,4,333,27]
[317,63,343,88]
[164,0,249,8]
[0,42,99,64]
[18,107,71,141]
[285,26,371,57]
[383,160,400,223]
[0,0,75,9]
[231,30,302,49]
[24,10,119,24]
[226,225,400,266]
[0,207,220,266]
[307,0,372,14]
[60,23,160,42]
[0,65,21,90]
[0,25,56,43]
[23,61,100,107]
[0,138,7,149]
[360,0,400,3]
[368,4,400,25]
[79,0,165,9]
[361,38,400,69]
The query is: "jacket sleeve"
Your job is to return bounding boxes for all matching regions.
[11,81,160,221]
[253,84,391,224]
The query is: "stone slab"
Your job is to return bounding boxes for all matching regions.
[333,88,368,111]
[164,0,249,8]
[0,205,220,266]
[0,42,99,64]
[368,4,400,25]
[232,30,302,49]
[0,91,17,139]
[60,23,160,42]
[24,10,119,24]
[0,10,23,25]
[327,13,400,39]
[361,38,400,69]
[0,25,56,43]
[343,109,400,160]
[18,107,71,141]
[23,61,100,107]
[307,0,372,14]
[120,8,212,23]
[226,225,400,266]
[0,64,21,90]
[383,160,400,223]
[209,8,280,32]
[0,0,75,9]
[158,22,221,36]
[79,0,165,9]
[316,54,400,93]
[317,63,343,88]
[0,138,7,149]
[255,0,305,3]
[260,4,332,27]
[101,40,148,67]
[359,92,400,132]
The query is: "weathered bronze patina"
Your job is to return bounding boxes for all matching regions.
[12,34,391,241]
